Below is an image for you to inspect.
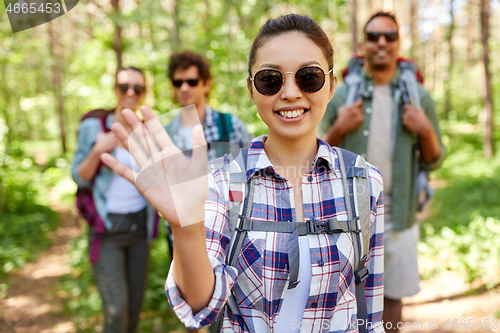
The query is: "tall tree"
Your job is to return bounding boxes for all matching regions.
[409,0,419,60]
[111,0,123,69]
[351,0,358,55]
[444,0,455,119]
[466,0,475,70]
[480,0,494,157]
[49,20,67,154]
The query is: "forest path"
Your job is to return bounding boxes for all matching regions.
[0,193,80,333]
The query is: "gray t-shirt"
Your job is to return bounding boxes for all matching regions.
[366,84,393,226]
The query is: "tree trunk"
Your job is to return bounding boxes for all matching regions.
[49,20,66,154]
[111,0,123,69]
[480,0,494,157]
[171,0,182,50]
[444,0,455,119]
[466,0,475,69]
[409,0,419,60]
[351,0,358,55]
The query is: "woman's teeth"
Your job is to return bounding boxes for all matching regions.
[278,109,305,118]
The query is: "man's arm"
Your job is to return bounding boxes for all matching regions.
[322,100,364,146]
[402,91,445,168]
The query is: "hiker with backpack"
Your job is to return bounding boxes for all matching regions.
[71,66,158,333]
[319,12,445,333]
[100,14,385,333]
[163,50,253,288]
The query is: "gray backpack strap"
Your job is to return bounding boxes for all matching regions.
[344,57,367,108]
[209,147,249,333]
[398,62,422,110]
[344,73,365,108]
[397,63,434,211]
[333,147,370,333]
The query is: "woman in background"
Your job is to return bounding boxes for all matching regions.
[72,67,157,333]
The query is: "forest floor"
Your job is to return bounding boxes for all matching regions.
[0,193,79,333]
[0,190,499,333]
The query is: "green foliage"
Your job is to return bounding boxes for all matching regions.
[420,215,500,286]
[0,146,60,280]
[419,125,500,285]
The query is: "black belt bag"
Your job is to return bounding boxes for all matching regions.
[107,207,147,236]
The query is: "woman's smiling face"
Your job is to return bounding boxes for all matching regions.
[248,32,336,140]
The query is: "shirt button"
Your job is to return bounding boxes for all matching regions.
[318,260,324,267]
[366,107,372,114]
[130,223,137,232]
[307,176,313,182]
[363,130,370,137]
[311,302,318,308]
[367,86,374,92]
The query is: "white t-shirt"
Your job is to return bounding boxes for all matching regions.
[105,146,147,214]
[366,84,393,226]
[274,235,312,332]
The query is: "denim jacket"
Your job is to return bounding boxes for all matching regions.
[71,112,157,241]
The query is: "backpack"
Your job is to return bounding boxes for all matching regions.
[75,109,112,264]
[208,147,372,333]
[343,57,433,212]
[166,110,233,158]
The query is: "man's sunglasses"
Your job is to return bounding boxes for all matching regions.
[117,83,146,95]
[365,31,399,43]
[172,79,200,88]
[249,66,334,96]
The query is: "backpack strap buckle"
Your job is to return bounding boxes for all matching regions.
[306,220,331,234]
[355,265,369,285]
[235,215,251,232]
[351,217,362,233]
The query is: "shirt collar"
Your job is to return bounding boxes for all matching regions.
[246,136,340,180]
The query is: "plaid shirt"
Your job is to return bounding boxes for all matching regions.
[168,105,253,160]
[166,136,385,333]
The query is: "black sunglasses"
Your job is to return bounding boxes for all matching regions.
[172,78,200,88]
[117,83,145,95]
[249,66,334,96]
[365,31,399,43]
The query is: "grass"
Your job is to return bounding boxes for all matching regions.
[419,122,500,285]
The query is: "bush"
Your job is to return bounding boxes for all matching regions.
[420,215,500,287]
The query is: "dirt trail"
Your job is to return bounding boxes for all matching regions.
[0,198,81,333]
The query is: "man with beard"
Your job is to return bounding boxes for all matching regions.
[319,12,445,333]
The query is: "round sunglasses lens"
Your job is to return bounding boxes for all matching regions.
[296,67,325,93]
[118,84,129,93]
[254,70,282,95]
[134,85,145,95]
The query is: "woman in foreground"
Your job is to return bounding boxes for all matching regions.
[101,14,385,333]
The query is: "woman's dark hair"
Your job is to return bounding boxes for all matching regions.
[115,66,146,86]
[363,12,399,33]
[248,14,334,83]
[168,50,212,82]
